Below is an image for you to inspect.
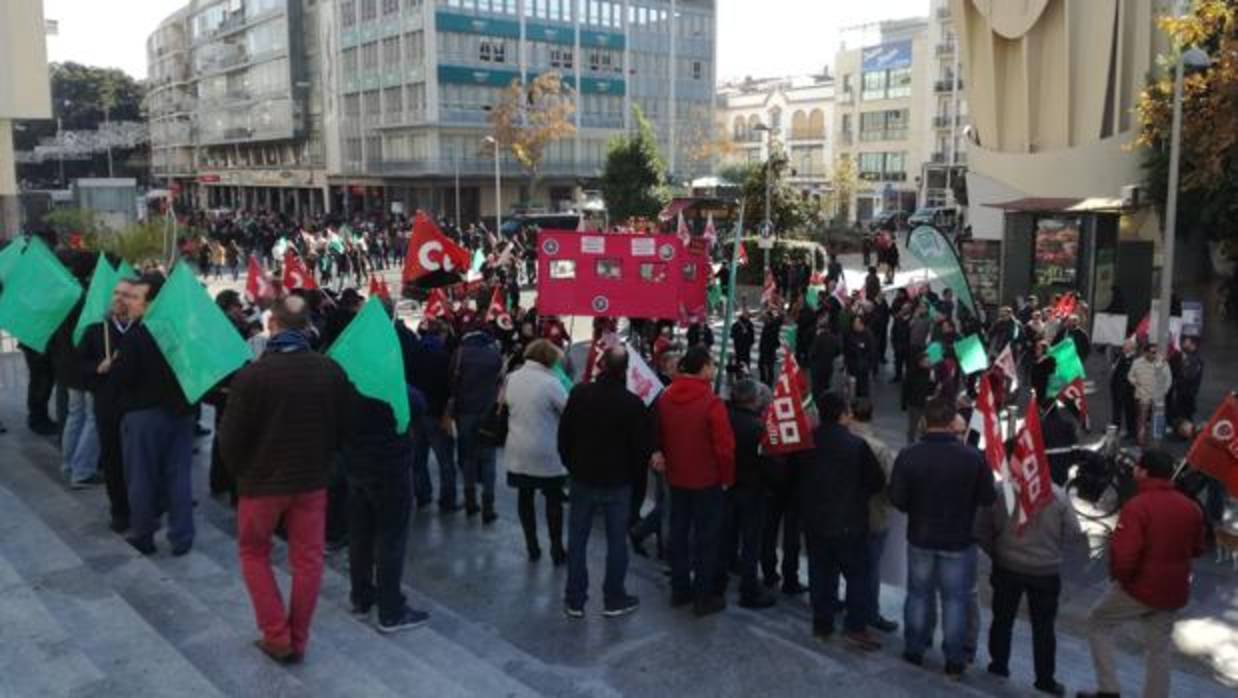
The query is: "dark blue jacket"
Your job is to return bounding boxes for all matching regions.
[889,433,996,551]
[799,422,885,538]
[409,334,452,418]
[346,386,427,473]
[450,331,502,416]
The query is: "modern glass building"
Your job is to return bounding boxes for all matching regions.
[148,0,716,221]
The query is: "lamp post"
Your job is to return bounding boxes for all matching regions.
[484,135,502,235]
[1157,31,1210,356]
[753,122,775,270]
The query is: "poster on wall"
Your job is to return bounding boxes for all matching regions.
[960,240,1002,309]
[1093,247,1115,310]
[1034,219,1081,288]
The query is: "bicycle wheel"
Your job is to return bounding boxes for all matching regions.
[1067,477,1123,521]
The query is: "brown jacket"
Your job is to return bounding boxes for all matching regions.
[219,350,352,497]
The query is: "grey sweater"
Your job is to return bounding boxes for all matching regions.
[974,485,1085,577]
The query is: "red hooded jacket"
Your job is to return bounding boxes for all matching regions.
[655,376,735,489]
[1109,478,1206,610]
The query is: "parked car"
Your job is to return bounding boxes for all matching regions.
[868,210,910,233]
[908,206,958,231]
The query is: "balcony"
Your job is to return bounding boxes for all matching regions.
[860,171,907,183]
[935,79,963,93]
[936,5,951,19]
[860,128,907,143]
[838,89,854,104]
[932,114,963,128]
[936,43,955,56]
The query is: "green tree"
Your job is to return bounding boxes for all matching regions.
[719,141,808,236]
[601,106,670,224]
[13,62,146,150]
[1136,0,1238,240]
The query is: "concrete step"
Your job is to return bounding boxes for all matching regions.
[0,480,224,698]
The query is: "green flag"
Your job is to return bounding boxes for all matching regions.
[551,361,574,393]
[0,238,27,285]
[0,237,83,352]
[925,341,944,366]
[116,259,137,280]
[327,296,410,433]
[805,287,820,310]
[906,226,976,313]
[781,325,797,353]
[707,281,722,311]
[143,263,251,403]
[470,248,486,272]
[955,334,988,375]
[1047,337,1086,398]
[73,254,119,346]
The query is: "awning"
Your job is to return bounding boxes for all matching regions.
[984,197,1128,214]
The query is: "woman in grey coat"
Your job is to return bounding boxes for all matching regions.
[503,339,570,563]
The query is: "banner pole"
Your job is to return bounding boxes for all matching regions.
[714,201,745,394]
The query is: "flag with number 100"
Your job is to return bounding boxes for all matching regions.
[761,354,815,456]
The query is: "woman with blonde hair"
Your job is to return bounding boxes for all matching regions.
[502,339,570,563]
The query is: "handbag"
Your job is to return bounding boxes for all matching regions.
[477,402,509,447]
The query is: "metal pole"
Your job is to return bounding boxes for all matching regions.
[494,142,502,235]
[763,132,772,271]
[454,155,461,228]
[715,200,745,393]
[57,117,65,186]
[105,106,114,178]
[1158,47,1185,356]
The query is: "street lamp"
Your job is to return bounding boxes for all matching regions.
[483,135,502,236]
[1157,37,1211,357]
[753,122,775,270]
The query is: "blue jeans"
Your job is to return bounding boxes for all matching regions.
[121,409,195,550]
[715,486,766,597]
[904,543,978,666]
[805,530,869,633]
[669,486,724,601]
[866,528,889,625]
[455,412,496,508]
[564,481,631,609]
[411,415,457,506]
[62,389,100,483]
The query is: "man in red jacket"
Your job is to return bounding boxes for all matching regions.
[653,346,736,617]
[1079,449,1205,698]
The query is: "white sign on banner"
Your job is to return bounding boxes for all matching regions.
[581,236,605,254]
[630,237,655,257]
[1092,313,1129,346]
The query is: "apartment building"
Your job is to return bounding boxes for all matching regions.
[832,18,931,222]
[148,0,716,222]
[714,73,834,203]
[921,0,967,208]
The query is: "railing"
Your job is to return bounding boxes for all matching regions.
[935,79,964,92]
[936,43,955,56]
[860,128,907,142]
[370,158,602,178]
[932,114,963,128]
[859,171,907,182]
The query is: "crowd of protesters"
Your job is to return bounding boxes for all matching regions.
[0,213,1223,698]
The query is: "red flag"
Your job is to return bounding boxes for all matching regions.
[68,233,84,250]
[484,285,505,322]
[245,255,276,302]
[761,269,776,307]
[423,288,449,320]
[976,374,1006,475]
[402,212,471,285]
[1008,395,1055,531]
[1187,394,1238,497]
[1050,292,1078,320]
[368,274,391,300]
[761,354,815,455]
[282,251,318,291]
[1059,378,1090,430]
[736,241,749,266]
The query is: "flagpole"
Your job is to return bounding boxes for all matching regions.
[714,201,745,393]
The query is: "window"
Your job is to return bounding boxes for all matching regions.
[384,86,402,117]
[596,259,622,280]
[769,106,782,131]
[404,32,424,64]
[361,42,379,71]
[363,89,381,117]
[858,152,883,175]
[360,0,377,22]
[861,71,886,101]
[639,263,668,283]
[691,61,702,80]
[480,39,505,63]
[382,36,400,68]
[341,47,358,76]
[341,0,356,27]
[886,68,912,98]
[382,0,399,15]
[550,260,576,279]
[550,47,573,69]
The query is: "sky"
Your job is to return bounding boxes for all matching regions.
[43,0,929,82]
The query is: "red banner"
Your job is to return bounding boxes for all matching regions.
[1187,394,1238,497]
[368,274,391,300]
[1059,378,1090,429]
[976,374,1006,475]
[282,251,318,291]
[246,256,276,302]
[402,212,470,285]
[1008,396,1055,530]
[761,354,815,456]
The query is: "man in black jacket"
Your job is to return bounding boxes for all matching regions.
[729,311,755,371]
[714,380,777,609]
[409,320,458,510]
[809,318,839,403]
[111,273,196,556]
[889,397,996,677]
[800,393,886,650]
[757,311,783,386]
[558,346,654,618]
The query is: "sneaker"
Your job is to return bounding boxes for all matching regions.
[738,591,777,609]
[693,595,726,618]
[602,595,640,618]
[843,629,882,652]
[1033,680,1065,696]
[870,615,899,633]
[69,474,104,490]
[563,604,585,619]
[377,607,429,634]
